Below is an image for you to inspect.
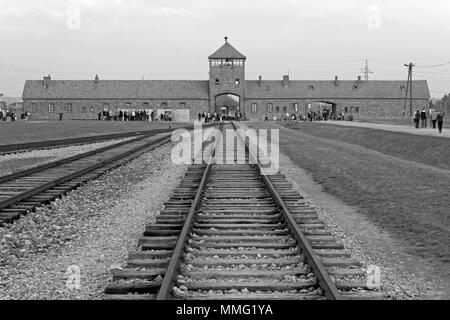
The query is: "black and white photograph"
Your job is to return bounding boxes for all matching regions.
[0,0,449,311]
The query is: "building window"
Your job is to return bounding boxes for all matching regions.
[31,103,36,113]
[293,103,299,112]
[265,85,270,91]
[355,107,360,113]
[235,79,240,85]
[308,85,314,91]
[344,107,348,113]
[82,106,87,113]
[276,106,280,112]
[283,106,287,113]
[251,103,258,113]
[400,85,406,91]
[103,103,109,111]
[180,102,186,108]
[64,103,73,113]
[267,103,273,113]
[215,79,220,85]
[90,107,94,113]
[48,103,55,113]
[161,102,168,109]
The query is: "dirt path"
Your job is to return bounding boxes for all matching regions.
[319,120,450,138]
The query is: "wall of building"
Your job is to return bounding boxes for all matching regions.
[243,98,430,120]
[23,99,210,121]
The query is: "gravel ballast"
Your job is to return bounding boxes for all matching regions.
[0,142,186,300]
[0,138,133,177]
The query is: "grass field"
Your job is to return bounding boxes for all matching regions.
[283,122,450,171]
[249,122,450,281]
[0,121,190,145]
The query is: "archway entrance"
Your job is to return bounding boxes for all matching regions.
[215,94,240,119]
[306,101,337,120]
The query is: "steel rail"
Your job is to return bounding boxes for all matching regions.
[0,126,187,155]
[232,122,342,300]
[0,135,170,211]
[156,124,223,300]
[0,124,209,185]
[0,124,217,212]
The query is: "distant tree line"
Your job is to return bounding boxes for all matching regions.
[431,92,450,112]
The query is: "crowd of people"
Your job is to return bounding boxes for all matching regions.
[413,108,445,133]
[96,110,169,122]
[0,110,30,121]
[197,111,242,123]
[264,109,348,122]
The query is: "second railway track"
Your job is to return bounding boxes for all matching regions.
[104,123,383,300]
[0,124,213,225]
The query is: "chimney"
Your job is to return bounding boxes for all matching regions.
[94,74,99,84]
[43,74,51,89]
[358,75,362,81]
[334,75,339,86]
[283,75,289,87]
[258,75,263,87]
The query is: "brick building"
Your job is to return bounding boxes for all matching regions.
[22,38,430,121]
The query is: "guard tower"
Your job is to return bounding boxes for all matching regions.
[208,37,246,118]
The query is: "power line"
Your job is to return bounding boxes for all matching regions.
[415,61,450,68]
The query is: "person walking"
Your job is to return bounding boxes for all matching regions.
[414,109,420,128]
[430,109,438,129]
[420,108,427,128]
[437,112,445,134]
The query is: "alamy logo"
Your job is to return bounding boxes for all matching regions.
[171,122,280,175]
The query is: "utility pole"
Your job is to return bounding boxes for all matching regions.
[403,62,415,117]
[360,59,373,81]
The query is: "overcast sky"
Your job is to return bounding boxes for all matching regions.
[1,0,449,98]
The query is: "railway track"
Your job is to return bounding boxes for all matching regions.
[0,127,178,156]
[104,123,384,300]
[0,124,212,225]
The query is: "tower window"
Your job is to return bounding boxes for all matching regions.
[215,79,220,85]
[251,103,258,113]
[235,79,240,85]
[267,103,273,113]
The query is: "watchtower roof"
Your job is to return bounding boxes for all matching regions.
[208,37,246,59]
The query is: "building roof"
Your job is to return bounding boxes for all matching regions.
[245,80,430,100]
[23,80,209,100]
[208,40,246,59]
